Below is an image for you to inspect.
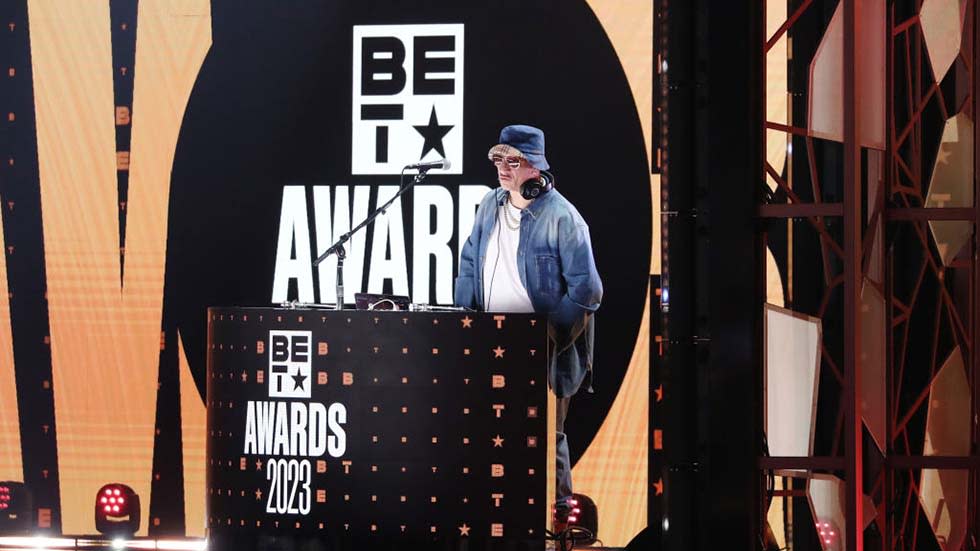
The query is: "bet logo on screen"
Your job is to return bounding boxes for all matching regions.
[352,24,464,174]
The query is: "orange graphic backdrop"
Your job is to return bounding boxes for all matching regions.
[0,1,653,544]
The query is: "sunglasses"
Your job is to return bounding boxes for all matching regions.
[489,155,523,169]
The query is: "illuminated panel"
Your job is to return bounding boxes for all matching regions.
[571,301,649,546]
[178,332,206,537]
[126,0,212,313]
[807,475,877,551]
[28,0,140,535]
[585,0,659,275]
[27,0,212,534]
[0,226,22,482]
[807,0,886,149]
[926,113,974,266]
[920,0,968,80]
[860,281,886,453]
[919,469,968,550]
[764,305,821,462]
[546,386,556,537]
[919,347,969,551]
[129,0,211,536]
[808,475,845,551]
[572,0,653,545]
[766,247,784,307]
[765,0,788,191]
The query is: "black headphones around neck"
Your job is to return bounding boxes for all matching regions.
[520,170,554,201]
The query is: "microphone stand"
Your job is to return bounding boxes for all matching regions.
[312,167,433,310]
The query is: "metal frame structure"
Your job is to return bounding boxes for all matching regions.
[885,0,979,549]
[758,0,980,549]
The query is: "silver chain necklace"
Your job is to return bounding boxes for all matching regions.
[502,196,522,230]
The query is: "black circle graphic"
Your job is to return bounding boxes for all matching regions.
[168,0,650,467]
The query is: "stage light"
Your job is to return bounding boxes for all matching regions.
[816,520,841,550]
[569,494,597,543]
[552,493,598,546]
[95,484,140,537]
[0,482,33,534]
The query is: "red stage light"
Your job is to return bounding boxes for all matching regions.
[95,483,140,537]
[0,482,32,534]
[816,520,841,550]
[552,493,598,546]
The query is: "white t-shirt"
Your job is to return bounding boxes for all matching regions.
[483,201,535,313]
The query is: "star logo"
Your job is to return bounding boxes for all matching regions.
[461,316,473,328]
[291,367,307,391]
[255,489,262,500]
[268,330,312,398]
[493,346,505,358]
[255,459,263,470]
[458,523,471,536]
[413,106,453,159]
[492,434,504,447]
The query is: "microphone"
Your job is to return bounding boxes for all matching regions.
[405,158,451,171]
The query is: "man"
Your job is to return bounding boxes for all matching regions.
[454,124,602,530]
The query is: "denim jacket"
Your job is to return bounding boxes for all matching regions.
[454,187,603,397]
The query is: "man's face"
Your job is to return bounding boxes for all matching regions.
[492,154,540,195]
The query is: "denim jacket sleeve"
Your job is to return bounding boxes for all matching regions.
[550,219,603,352]
[454,194,491,309]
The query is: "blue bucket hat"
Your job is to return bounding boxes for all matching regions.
[488,124,550,170]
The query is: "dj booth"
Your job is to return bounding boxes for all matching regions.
[206,307,555,551]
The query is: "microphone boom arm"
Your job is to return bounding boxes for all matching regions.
[312,167,434,309]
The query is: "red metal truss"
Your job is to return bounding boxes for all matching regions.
[759,0,979,549]
[887,0,978,549]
